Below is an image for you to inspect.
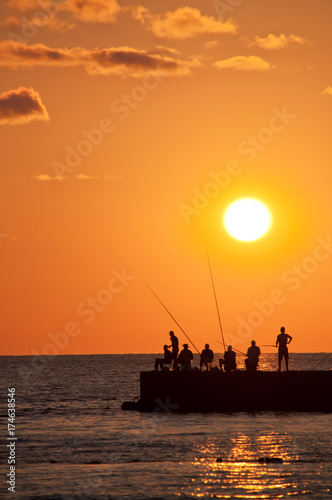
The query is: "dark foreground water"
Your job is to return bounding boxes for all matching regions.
[0,353,331,499]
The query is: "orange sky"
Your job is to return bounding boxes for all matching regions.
[1,0,332,355]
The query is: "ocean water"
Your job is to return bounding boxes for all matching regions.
[0,353,331,499]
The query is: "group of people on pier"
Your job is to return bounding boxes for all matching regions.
[154,327,293,372]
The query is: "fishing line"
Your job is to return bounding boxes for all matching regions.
[312,352,331,370]
[214,340,246,356]
[142,278,200,354]
[201,219,226,352]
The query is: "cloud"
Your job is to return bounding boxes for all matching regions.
[214,55,272,71]
[7,0,38,9]
[133,6,237,39]
[322,87,332,96]
[7,0,122,24]
[63,0,122,23]
[204,40,220,49]
[33,173,118,181]
[75,174,118,180]
[155,45,181,56]
[0,40,198,77]
[2,16,22,27]
[33,174,63,181]
[0,86,49,125]
[4,13,75,32]
[245,34,312,50]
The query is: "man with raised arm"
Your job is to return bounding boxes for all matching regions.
[276,326,293,372]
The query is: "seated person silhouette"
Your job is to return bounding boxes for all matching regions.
[220,345,237,372]
[155,345,173,370]
[200,343,214,371]
[177,343,194,371]
[245,340,261,371]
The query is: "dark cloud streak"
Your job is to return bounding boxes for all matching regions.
[0,86,49,125]
[0,41,196,76]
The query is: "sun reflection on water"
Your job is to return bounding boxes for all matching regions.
[188,432,301,499]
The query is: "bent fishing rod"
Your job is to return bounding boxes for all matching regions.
[142,278,200,354]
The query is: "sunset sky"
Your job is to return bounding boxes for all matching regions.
[1,0,332,355]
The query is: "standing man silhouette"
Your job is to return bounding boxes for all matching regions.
[276,326,292,372]
[169,331,179,369]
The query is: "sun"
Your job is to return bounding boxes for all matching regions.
[224,198,271,241]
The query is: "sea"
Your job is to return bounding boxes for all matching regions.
[0,353,331,500]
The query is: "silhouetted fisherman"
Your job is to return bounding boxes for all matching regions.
[220,345,237,372]
[200,343,214,371]
[154,345,173,371]
[245,340,261,371]
[276,326,292,371]
[169,331,179,369]
[178,343,193,371]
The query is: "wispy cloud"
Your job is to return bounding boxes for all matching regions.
[33,173,118,181]
[3,13,74,32]
[244,34,312,50]
[0,40,199,77]
[7,0,39,9]
[75,174,118,180]
[214,55,272,71]
[204,40,220,49]
[322,86,332,96]
[63,0,122,24]
[0,86,49,125]
[155,45,181,56]
[7,0,122,24]
[33,174,63,181]
[133,6,237,39]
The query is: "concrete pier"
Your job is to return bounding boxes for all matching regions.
[123,370,332,412]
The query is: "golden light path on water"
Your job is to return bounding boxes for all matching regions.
[175,432,314,499]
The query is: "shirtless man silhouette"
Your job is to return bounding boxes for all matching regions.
[276,326,293,371]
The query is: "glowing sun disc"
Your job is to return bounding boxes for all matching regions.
[224,198,271,241]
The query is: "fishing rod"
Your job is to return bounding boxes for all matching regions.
[214,340,246,356]
[260,345,277,348]
[142,278,200,354]
[312,352,332,370]
[201,220,227,352]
